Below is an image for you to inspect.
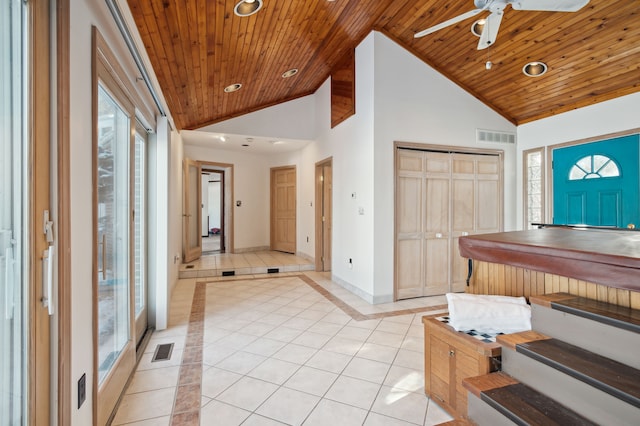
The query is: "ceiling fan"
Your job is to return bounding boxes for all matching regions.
[414,0,590,50]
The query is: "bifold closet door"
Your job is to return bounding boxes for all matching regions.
[396,150,451,298]
[450,154,501,292]
[396,149,502,299]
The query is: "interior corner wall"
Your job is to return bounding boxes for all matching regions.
[182,144,271,251]
[168,130,183,296]
[515,91,640,229]
[370,31,517,300]
[307,33,377,301]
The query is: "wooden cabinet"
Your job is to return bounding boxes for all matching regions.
[423,315,501,419]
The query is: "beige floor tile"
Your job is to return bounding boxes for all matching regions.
[255,387,320,425]
[363,412,418,426]
[322,336,364,356]
[292,330,333,349]
[367,330,405,348]
[201,367,243,399]
[283,366,338,396]
[111,387,176,425]
[246,357,301,385]
[271,343,318,364]
[324,375,382,410]
[393,349,423,371]
[370,386,428,425]
[115,416,171,426]
[310,399,370,425]
[215,376,279,411]
[215,350,267,374]
[200,400,251,425]
[304,350,352,374]
[125,366,180,394]
[383,365,424,393]
[357,342,399,364]
[342,357,391,384]
[424,399,454,425]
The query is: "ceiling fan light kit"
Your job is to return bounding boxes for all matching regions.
[415,0,590,50]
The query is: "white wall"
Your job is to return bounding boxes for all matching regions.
[515,92,640,228]
[208,181,221,229]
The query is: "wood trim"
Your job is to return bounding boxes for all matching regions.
[30,0,52,424]
[315,158,332,271]
[199,161,234,253]
[395,140,505,157]
[92,26,137,426]
[545,128,640,226]
[522,147,546,229]
[182,158,203,262]
[57,0,72,423]
[91,27,156,129]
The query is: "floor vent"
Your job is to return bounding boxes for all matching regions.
[268,268,280,274]
[222,270,236,277]
[185,265,195,269]
[152,343,174,362]
[477,128,516,144]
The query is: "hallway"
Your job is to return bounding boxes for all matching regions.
[111,271,452,425]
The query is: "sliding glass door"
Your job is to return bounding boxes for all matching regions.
[1,0,27,422]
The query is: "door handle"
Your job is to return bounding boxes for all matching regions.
[627,223,635,229]
[42,246,54,316]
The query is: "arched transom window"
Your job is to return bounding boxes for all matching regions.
[569,154,620,180]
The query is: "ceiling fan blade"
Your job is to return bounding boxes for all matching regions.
[478,10,504,50]
[510,0,589,12]
[414,8,484,38]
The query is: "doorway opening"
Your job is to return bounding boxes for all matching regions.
[202,170,225,254]
[200,162,234,255]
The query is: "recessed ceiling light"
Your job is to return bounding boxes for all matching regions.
[234,0,263,17]
[218,135,226,142]
[224,83,242,93]
[282,68,298,78]
[471,19,485,37]
[523,61,548,77]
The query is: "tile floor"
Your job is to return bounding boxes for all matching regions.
[112,271,452,426]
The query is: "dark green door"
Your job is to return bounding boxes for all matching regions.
[553,134,640,228]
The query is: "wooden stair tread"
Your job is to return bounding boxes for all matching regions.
[483,382,598,426]
[463,372,596,426]
[463,372,518,398]
[516,338,640,408]
[496,330,550,351]
[530,292,640,334]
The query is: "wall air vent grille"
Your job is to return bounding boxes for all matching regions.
[477,129,516,144]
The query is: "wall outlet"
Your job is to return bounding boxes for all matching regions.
[78,373,86,409]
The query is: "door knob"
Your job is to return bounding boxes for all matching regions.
[627,223,635,229]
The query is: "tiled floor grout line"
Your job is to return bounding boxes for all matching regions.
[170,281,206,425]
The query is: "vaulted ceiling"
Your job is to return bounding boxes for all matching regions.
[127,0,640,130]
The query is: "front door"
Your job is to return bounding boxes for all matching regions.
[271,166,296,253]
[183,158,202,263]
[553,134,640,228]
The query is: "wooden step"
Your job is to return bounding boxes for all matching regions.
[530,293,640,334]
[516,338,640,409]
[463,372,596,426]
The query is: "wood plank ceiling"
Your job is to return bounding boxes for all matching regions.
[127,0,640,130]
